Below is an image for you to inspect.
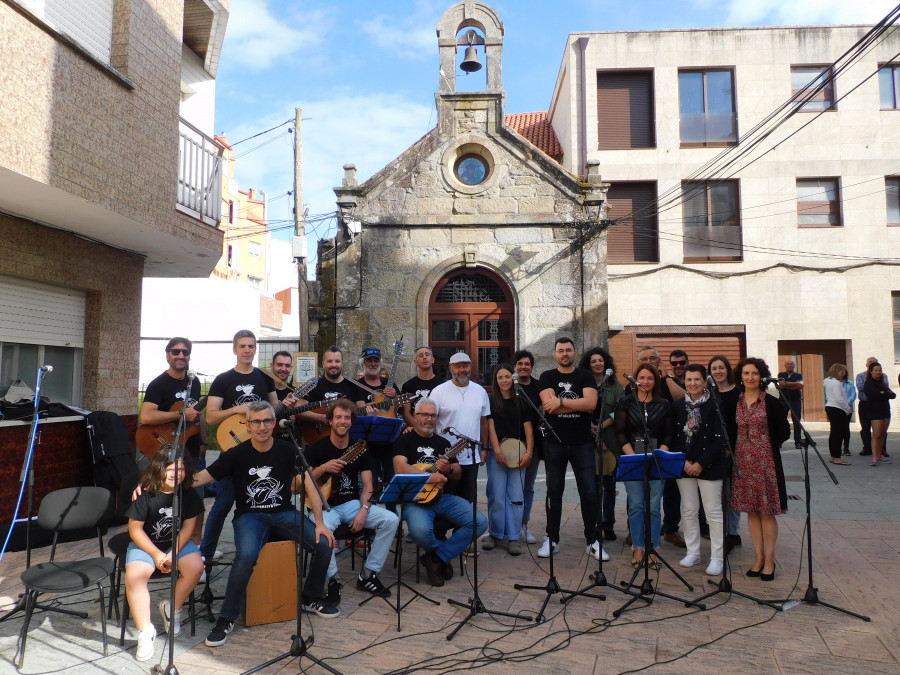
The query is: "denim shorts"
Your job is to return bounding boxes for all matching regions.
[125,540,201,567]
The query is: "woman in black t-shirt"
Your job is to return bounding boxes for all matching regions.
[483,364,534,556]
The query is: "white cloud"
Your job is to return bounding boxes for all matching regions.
[224,0,332,70]
[358,1,446,59]
[695,0,899,26]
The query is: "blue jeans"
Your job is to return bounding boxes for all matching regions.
[321,501,398,577]
[219,509,331,622]
[200,477,235,561]
[728,507,741,536]
[624,479,663,549]
[545,441,598,544]
[485,449,524,540]
[403,494,487,563]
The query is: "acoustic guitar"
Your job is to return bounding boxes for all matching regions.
[371,337,404,417]
[296,393,420,445]
[216,378,318,451]
[136,397,208,459]
[411,438,468,505]
[304,440,368,509]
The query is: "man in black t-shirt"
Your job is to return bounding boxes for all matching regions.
[514,349,543,545]
[401,346,445,426]
[295,346,360,442]
[200,330,280,564]
[306,399,399,600]
[392,398,488,587]
[271,351,294,402]
[538,337,604,561]
[141,337,206,545]
[357,347,399,493]
[192,401,336,647]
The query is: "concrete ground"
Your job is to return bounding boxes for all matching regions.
[0,426,897,674]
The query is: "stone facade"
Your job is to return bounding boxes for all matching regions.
[315,1,608,373]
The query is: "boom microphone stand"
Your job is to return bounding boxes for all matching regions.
[242,424,341,675]
[762,392,870,621]
[446,441,530,640]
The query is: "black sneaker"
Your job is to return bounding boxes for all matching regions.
[860,450,873,456]
[603,529,617,542]
[302,597,340,618]
[419,552,445,587]
[441,560,454,580]
[324,576,342,607]
[357,571,391,597]
[204,617,234,647]
[884,451,891,458]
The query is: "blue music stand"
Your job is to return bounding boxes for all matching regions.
[349,415,405,443]
[617,450,686,481]
[359,472,437,630]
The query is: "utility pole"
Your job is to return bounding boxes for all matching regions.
[293,107,308,351]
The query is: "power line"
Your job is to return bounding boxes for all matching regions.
[228,118,293,146]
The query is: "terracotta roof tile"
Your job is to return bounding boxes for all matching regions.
[504,111,563,162]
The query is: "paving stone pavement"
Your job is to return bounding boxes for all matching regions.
[0,427,897,674]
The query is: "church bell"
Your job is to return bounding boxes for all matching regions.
[460,45,482,73]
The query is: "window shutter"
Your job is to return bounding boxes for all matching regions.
[0,276,86,348]
[606,183,658,264]
[597,72,654,150]
[14,0,113,64]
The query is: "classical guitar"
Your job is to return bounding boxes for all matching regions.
[136,397,208,459]
[296,393,420,445]
[411,438,468,505]
[305,440,368,509]
[216,378,318,451]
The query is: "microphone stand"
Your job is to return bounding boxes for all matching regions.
[242,425,341,675]
[760,386,870,621]
[152,378,192,675]
[613,393,703,617]
[446,439,529,639]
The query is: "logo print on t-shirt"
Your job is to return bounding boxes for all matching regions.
[175,390,187,401]
[234,384,261,405]
[417,446,437,464]
[246,466,284,508]
[558,382,578,400]
[338,472,353,496]
[151,506,174,541]
[324,392,340,401]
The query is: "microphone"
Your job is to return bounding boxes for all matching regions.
[186,370,196,383]
[40,365,53,373]
[278,419,293,429]
[707,374,718,389]
[441,426,480,447]
[512,372,523,396]
[604,368,614,380]
[624,373,638,386]
[761,377,782,385]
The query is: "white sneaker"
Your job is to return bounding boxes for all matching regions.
[213,549,224,560]
[199,568,207,583]
[135,625,156,662]
[537,537,559,558]
[587,540,610,562]
[521,524,537,544]
[679,554,702,568]
[705,559,724,576]
[159,599,182,637]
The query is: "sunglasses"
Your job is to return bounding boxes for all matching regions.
[169,348,191,356]
[670,359,688,366]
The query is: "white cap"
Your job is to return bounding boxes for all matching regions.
[448,352,471,365]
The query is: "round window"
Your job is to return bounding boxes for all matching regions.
[454,154,488,186]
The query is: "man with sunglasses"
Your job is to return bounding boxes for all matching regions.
[191,401,337,646]
[141,337,207,545]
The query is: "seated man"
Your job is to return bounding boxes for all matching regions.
[191,401,336,647]
[305,399,399,601]
[392,398,487,586]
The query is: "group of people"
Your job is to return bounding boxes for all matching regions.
[125,332,893,662]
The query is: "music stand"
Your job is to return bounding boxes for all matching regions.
[613,449,706,617]
[359,473,437,630]
[349,416,405,444]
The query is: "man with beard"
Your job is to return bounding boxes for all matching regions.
[393,398,487,586]
[429,353,490,504]
[295,346,360,432]
[271,351,295,401]
[305,399,399,603]
[191,401,336,646]
[538,337,606,562]
[514,350,543,545]
[401,346,445,427]
[140,337,206,545]
[356,347,399,495]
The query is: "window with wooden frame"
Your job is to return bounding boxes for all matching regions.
[606,182,659,263]
[797,178,841,227]
[791,66,835,111]
[682,180,742,261]
[597,71,655,150]
[678,69,737,146]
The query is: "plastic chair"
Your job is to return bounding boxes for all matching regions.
[15,487,115,668]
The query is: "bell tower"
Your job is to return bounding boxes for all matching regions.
[436,0,504,95]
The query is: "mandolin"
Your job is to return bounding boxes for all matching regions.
[410,438,468,505]
[305,440,368,509]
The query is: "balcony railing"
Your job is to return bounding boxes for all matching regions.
[177,119,223,225]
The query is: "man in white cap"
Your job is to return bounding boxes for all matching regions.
[429,352,490,504]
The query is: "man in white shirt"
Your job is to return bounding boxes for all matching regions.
[429,352,490,504]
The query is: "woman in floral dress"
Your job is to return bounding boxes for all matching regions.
[730,357,790,581]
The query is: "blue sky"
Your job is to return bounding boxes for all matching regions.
[213,0,897,270]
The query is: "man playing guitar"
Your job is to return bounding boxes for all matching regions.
[305,399,399,603]
[356,347,399,495]
[140,337,206,545]
[295,346,359,431]
[392,398,487,587]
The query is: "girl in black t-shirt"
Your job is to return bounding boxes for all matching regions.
[125,448,205,661]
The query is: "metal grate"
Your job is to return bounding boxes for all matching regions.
[436,274,507,303]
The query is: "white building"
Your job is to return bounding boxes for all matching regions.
[549,25,900,421]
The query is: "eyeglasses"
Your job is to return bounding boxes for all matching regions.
[670,359,688,366]
[416,413,437,419]
[248,418,276,429]
[169,348,191,356]
[638,356,659,363]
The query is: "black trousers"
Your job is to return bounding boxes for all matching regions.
[825,407,851,459]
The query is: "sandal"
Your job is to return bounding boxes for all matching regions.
[631,548,644,568]
[830,458,851,465]
[648,555,660,570]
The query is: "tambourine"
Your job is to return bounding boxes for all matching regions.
[499,438,526,467]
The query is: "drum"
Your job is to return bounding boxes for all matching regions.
[499,438,526,467]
